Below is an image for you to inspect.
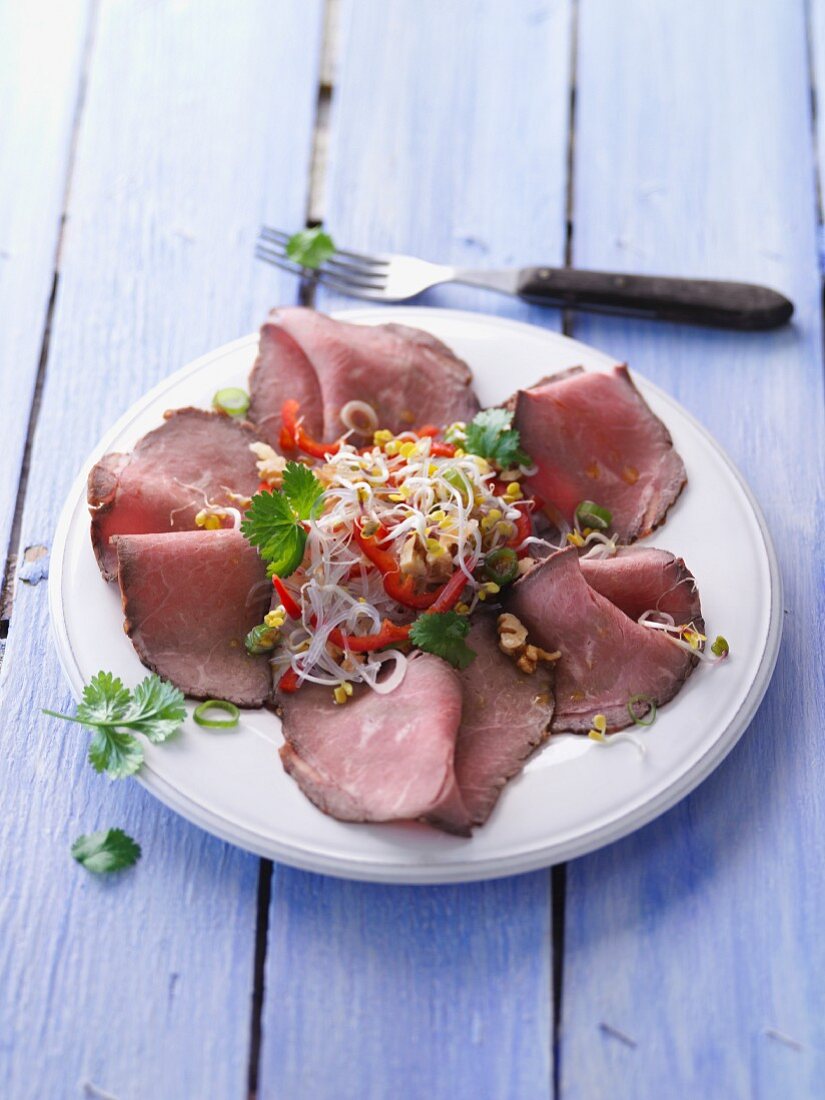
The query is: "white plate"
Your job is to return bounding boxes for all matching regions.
[49,308,782,883]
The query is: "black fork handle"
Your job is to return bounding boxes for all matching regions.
[516,267,794,330]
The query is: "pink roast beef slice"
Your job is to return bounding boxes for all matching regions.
[508,547,697,733]
[580,546,703,630]
[454,614,555,826]
[88,408,261,580]
[278,654,472,834]
[116,529,271,707]
[247,307,481,445]
[513,365,687,542]
[248,317,325,444]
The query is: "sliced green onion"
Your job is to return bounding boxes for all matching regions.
[213,387,250,416]
[575,499,612,530]
[627,693,657,727]
[245,623,279,655]
[711,635,730,658]
[193,699,240,728]
[483,547,519,585]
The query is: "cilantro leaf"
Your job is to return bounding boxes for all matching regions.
[43,671,187,779]
[241,463,323,577]
[282,460,324,520]
[241,488,308,577]
[76,671,132,725]
[127,676,187,743]
[464,408,529,469]
[409,611,476,670]
[285,226,335,270]
[72,828,141,874]
[88,728,144,778]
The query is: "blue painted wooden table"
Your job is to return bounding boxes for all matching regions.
[1,2,823,1097]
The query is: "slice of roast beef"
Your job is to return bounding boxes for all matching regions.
[580,547,703,630]
[116,529,271,707]
[247,307,481,446]
[278,654,472,834]
[453,613,555,826]
[513,365,687,542]
[88,408,261,580]
[507,546,697,733]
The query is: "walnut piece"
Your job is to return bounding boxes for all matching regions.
[497,613,560,674]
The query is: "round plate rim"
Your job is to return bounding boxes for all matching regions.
[48,307,783,883]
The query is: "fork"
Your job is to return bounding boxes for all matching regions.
[256,226,793,330]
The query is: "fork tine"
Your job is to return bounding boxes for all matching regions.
[259,226,391,271]
[255,245,390,300]
[255,239,388,289]
[253,245,306,278]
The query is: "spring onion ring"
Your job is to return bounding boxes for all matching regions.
[212,387,250,416]
[193,699,240,728]
[626,693,657,727]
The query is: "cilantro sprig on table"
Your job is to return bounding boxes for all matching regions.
[241,461,324,577]
[410,611,476,670]
[463,408,529,469]
[43,671,186,779]
[72,828,141,874]
[285,226,335,270]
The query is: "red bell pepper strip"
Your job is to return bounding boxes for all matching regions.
[282,399,341,459]
[415,424,439,437]
[428,562,471,613]
[353,522,442,609]
[272,576,301,620]
[278,667,300,693]
[429,441,456,457]
[328,620,411,652]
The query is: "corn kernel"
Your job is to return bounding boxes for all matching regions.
[195,509,222,530]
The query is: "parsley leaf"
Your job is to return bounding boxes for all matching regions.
[72,828,141,874]
[464,408,529,469]
[241,461,324,577]
[282,460,324,520]
[409,611,477,670]
[43,671,186,779]
[285,226,335,270]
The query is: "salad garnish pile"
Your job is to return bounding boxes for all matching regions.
[240,404,544,700]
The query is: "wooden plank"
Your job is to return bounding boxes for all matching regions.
[813,0,825,228]
[560,2,825,1097]
[258,2,573,1097]
[0,1,324,1096]
[0,0,91,581]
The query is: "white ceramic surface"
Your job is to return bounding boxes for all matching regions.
[49,308,782,883]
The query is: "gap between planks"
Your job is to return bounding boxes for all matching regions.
[246,1,339,1096]
[0,2,99,666]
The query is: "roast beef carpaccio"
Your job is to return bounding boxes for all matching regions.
[83,308,706,835]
